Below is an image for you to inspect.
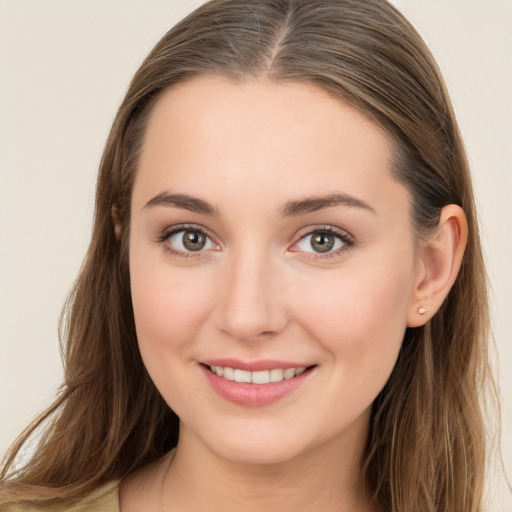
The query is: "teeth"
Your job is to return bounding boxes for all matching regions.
[283,368,295,379]
[233,369,251,383]
[223,367,234,380]
[208,365,307,384]
[251,370,269,384]
[269,369,284,382]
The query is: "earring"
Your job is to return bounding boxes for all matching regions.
[418,307,426,315]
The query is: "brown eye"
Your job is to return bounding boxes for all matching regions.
[182,230,207,251]
[293,228,348,256]
[167,228,215,254]
[310,232,335,253]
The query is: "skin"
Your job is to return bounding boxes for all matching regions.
[119,76,467,512]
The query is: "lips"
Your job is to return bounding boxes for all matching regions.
[200,360,315,407]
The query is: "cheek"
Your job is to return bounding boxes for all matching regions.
[293,260,414,381]
[130,262,218,415]
[129,249,214,374]
[132,275,206,338]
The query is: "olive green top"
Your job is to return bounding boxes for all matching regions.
[4,481,120,512]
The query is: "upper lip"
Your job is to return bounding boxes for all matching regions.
[201,359,314,372]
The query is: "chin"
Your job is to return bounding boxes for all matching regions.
[183,418,305,466]
[213,441,302,467]
[193,418,334,468]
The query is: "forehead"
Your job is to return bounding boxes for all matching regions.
[133,75,407,219]
[141,75,392,159]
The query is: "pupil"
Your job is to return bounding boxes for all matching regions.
[183,231,206,251]
[311,232,334,253]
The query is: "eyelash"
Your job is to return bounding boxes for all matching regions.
[291,225,355,261]
[157,224,355,260]
[157,224,217,258]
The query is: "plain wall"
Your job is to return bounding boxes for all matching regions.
[0,1,510,509]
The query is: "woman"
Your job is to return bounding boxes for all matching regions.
[0,0,500,510]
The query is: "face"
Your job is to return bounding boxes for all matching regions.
[129,76,419,465]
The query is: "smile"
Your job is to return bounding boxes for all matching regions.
[202,361,315,406]
[208,365,306,384]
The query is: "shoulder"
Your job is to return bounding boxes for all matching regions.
[3,481,120,512]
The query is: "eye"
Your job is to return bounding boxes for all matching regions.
[164,228,216,254]
[293,228,352,255]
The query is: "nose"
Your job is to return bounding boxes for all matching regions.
[213,247,288,342]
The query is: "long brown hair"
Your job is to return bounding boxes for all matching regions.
[0,1,494,510]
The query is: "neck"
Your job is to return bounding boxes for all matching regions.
[161,423,374,512]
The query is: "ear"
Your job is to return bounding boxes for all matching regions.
[407,204,468,327]
[111,205,122,242]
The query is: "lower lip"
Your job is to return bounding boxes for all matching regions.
[201,365,314,407]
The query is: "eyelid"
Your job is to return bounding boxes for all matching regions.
[289,225,355,257]
[156,223,355,260]
[157,223,220,257]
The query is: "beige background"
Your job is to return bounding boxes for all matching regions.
[0,1,510,509]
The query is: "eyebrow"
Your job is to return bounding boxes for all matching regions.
[143,192,220,216]
[280,193,376,217]
[143,191,375,217]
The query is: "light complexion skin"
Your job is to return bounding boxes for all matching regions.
[119,76,467,512]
